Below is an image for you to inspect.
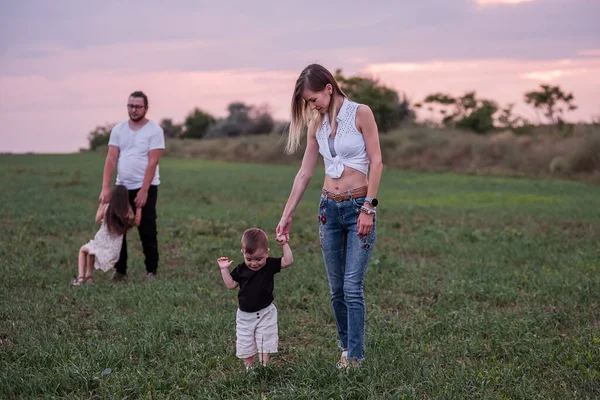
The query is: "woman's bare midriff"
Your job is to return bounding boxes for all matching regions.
[323,165,368,193]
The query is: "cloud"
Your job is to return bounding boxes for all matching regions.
[1,0,599,76]
[1,39,215,77]
[476,0,536,5]
[578,49,600,57]
[520,70,573,81]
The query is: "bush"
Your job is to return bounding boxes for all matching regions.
[567,133,600,173]
[87,123,115,150]
[549,156,571,174]
[206,103,276,138]
[182,108,216,139]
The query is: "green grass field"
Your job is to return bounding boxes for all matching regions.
[1,153,599,399]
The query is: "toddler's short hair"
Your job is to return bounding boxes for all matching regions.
[241,228,268,255]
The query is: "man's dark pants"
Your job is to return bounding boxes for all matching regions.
[114,185,159,275]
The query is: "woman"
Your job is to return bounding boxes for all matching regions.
[276,64,383,367]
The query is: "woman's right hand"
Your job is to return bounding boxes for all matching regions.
[276,216,293,242]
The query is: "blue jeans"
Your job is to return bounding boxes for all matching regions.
[318,193,376,361]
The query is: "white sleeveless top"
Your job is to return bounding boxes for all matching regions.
[316,98,369,178]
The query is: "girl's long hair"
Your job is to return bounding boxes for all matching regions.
[286,64,346,154]
[105,185,133,235]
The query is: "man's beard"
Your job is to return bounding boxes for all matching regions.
[130,113,146,122]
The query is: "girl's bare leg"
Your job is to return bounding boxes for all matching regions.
[73,246,88,285]
[85,254,95,283]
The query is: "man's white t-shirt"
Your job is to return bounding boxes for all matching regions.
[108,120,166,190]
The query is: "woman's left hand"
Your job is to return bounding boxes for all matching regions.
[276,216,293,242]
[357,211,374,236]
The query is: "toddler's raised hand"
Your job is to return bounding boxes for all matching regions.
[217,257,233,269]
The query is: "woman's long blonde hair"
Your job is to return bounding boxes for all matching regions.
[286,64,346,154]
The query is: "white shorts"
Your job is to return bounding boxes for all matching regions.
[236,303,278,358]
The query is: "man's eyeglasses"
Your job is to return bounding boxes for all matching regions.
[127,104,146,110]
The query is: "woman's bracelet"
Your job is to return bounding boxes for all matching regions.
[360,206,376,215]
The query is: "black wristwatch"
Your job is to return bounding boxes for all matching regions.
[364,197,378,207]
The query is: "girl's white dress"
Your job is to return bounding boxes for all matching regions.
[84,206,127,272]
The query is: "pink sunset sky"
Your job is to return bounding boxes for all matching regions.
[1,0,599,153]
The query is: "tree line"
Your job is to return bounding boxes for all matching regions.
[415,84,578,133]
[88,70,581,150]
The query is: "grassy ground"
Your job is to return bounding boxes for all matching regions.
[1,153,599,399]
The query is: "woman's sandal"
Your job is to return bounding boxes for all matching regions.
[336,351,349,369]
[336,351,360,369]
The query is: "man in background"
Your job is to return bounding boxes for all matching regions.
[99,91,165,280]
